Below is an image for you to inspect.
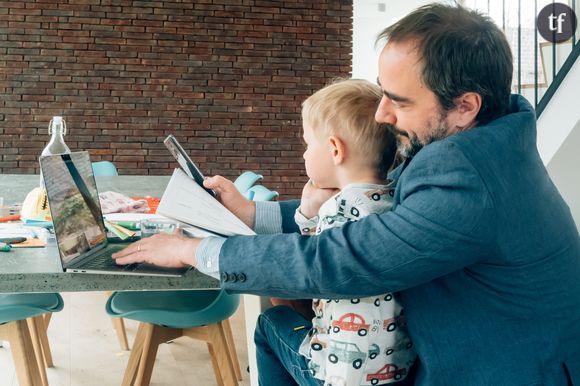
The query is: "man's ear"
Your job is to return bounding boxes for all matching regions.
[450,92,482,131]
[328,135,346,165]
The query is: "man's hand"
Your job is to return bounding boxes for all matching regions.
[299,180,340,218]
[112,230,201,268]
[204,175,256,229]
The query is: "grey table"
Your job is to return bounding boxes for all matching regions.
[0,174,220,293]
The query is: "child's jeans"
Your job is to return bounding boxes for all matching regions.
[254,305,324,386]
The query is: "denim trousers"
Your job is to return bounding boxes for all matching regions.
[254,305,324,386]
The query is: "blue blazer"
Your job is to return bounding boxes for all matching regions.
[220,95,580,385]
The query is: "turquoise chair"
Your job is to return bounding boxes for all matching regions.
[246,184,279,202]
[88,160,130,350]
[106,173,277,386]
[233,171,263,194]
[0,293,63,386]
[92,160,118,176]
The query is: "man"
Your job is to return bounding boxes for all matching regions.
[114,4,580,385]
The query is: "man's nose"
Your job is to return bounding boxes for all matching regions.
[375,97,397,125]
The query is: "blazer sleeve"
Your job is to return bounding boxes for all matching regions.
[219,141,496,298]
[279,199,301,233]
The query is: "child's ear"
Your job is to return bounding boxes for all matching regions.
[328,135,346,165]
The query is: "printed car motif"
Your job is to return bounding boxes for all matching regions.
[332,312,369,336]
[327,340,367,369]
[309,362,320,377]
[310,335,327,351]
[383,314,406,332]
[366,364,407,384]
[385,338,414,355]
[368,343,380,360]
[364,188,394,201]
[326,375,346,386]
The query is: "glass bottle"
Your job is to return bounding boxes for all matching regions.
[40,116,71,187]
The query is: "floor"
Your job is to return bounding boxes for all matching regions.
[0,292,252,386]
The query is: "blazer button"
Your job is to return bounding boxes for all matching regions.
[221,272,229,282]
[237,273,247,283]
[228,273,237,283]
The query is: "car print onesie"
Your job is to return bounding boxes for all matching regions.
[295,183,417,386]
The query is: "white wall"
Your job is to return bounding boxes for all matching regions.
[547,119,580,230]
[352,0,432,81]
[538,55,580,230]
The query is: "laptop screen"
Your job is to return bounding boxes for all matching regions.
[41,151,107,265]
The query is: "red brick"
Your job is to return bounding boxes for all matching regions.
[1,0,352,197]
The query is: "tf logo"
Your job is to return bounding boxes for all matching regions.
[537,2,577,43]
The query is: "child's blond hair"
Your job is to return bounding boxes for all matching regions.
[301,78,397,179]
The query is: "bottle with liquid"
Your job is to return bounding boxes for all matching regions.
[40,116,71,187]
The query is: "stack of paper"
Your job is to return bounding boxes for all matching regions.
[157,169,256,237]
[0,224,48,248]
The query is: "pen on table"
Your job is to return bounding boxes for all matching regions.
[0,237,27,244]
[0,242,12,252]
[0,214,21,222]
[112,221,140,230]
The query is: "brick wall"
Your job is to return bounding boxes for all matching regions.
[0,0,352,199]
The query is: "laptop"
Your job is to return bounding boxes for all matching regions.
[39,151,190,277]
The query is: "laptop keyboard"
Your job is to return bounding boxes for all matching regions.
[80,245,140,272]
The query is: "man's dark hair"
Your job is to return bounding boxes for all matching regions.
[377,3,513,125]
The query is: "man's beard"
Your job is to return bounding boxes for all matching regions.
[387,112,450,159]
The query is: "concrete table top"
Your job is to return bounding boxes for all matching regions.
[0,174,220,293]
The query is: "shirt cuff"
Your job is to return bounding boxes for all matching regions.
[195,236,226,280]
[294,207,318,235]
[254,201,283,234]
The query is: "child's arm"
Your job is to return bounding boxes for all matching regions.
[270,188,327,320]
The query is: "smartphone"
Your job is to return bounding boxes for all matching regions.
[163,134,217,197]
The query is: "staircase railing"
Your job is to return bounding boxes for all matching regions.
[463,0,579,118]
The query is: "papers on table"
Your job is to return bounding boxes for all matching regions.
[157,169,256,237]
[103,213,166,223]
[0,224,49,248]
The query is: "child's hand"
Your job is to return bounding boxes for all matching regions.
[204,175,256,229]
[300,180,339,218]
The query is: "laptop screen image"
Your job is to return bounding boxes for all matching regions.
[41,151,108,266]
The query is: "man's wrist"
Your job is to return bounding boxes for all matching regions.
[243,201,256,229]
[195,236,226,280]
[181,238,200,267]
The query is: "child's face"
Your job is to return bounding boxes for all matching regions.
[302,124,337,188]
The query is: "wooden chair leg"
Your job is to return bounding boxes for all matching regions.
[133,324,181,386]
[112,316,130,351]
[106,291,130,350]
[31,315,54,367]
[223,318,242,381]
[206,323,238,386]
[26,318,49,386]
[122,323,147,386]
[43,313,52,329]
[0,320,44,386]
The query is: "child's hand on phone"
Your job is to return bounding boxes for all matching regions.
[299,180,339,219]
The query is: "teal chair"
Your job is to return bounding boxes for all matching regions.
[87,160,130,350]
[246,184,279,202]
[0,293,63,386]
[233,171,263,194]
[92,160,118,176]
[106,173,277,386]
